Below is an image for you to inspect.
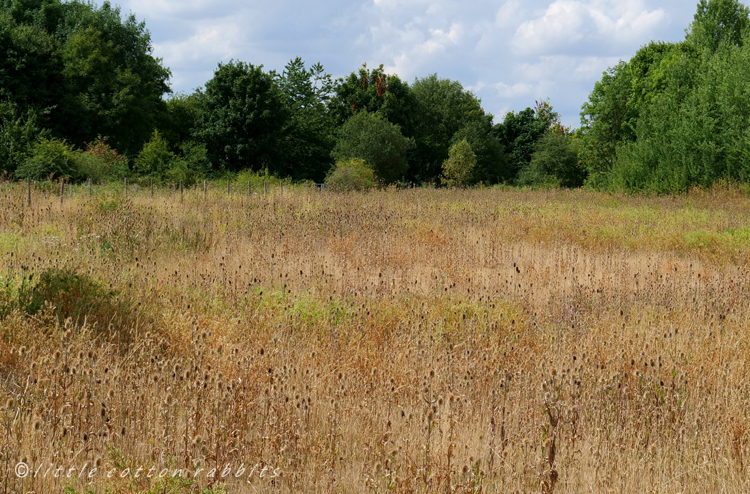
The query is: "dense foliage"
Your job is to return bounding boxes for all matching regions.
[580,0,750,192]
[3,0,750,193]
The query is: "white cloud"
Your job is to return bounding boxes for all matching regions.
[113,0,700,127]
[155,22,242,67]
[514,1,586,54]
[493,81,534,98]
[513,0,667,55]
[495,0,524,28]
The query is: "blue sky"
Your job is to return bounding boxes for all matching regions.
[114,0,727,128]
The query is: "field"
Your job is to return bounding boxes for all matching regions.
[1,182,750,493]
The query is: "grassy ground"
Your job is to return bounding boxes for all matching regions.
[1,182,750,493]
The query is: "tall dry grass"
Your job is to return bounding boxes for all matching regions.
[1,182,749,493]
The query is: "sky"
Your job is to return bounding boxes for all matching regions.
[113,0,718,128]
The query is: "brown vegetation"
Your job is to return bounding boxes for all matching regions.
[1,183,750,493]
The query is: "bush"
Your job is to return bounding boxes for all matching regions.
[451,122,509,184]
[15,137,80,182]
[75,136,129,182]
[1,267,134,335]
[519,132,586,188]
[236,168,284,188]
[441,139,476,187]
[0,101,47,177]
[133,130,177,182]
[331,111,414,184]
[325,159,376,191]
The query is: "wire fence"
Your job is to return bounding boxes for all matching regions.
[5,178,327,207]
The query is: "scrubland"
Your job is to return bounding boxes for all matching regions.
[1,183,750,493]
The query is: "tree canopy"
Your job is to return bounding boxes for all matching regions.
[579,0,750,192]
[194,60,289,174]
[0,0,170,157]
[6,0,750,194]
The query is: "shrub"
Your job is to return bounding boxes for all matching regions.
[24,268,121,326]
[519,132,586,188]
[236,168,284,188]
[15,137,80,182]
[75,136,129,182]
[325,159,376,191]
[451,121,509,184]
[441,139,476,187]
[133,130,175,182]
[331,111,414,184]
[0,101,47,177]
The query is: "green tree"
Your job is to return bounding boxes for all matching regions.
[493,100,560,182]
[275,58,336,181]
[578,41,699,186]
[450,121,508,184]
[133,130,175,181]
[331,111,414,184]
[0,100,47,177]
[330,64,416,137]
[687,0,750,52]
[611,40,750,193]
[578,0,750,193]
[0,0,171,158]
[441,139,476,187]
[519,132,585,188]
[75,136,128,182]
[195,60,289,173]
[409,74,495,182]
[0,10,62,116]
[158,92,201,152]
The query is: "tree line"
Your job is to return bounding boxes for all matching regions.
[1,0,749,193]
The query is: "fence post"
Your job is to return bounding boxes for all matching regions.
[248,181,251,197]
[59,178,64,204]
[27,177,31,206]
[264,180,267,197]
[88,177,92,197]
[180,179,183,202]
[204,180,207,197]
[227,180,230,195]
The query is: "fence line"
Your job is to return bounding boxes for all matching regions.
[15,179,329,207]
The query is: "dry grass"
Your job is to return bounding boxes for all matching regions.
[1,182,750,493]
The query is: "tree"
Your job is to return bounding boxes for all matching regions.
[133,130,175,181]
[329,64,416,136]
[519,132,585,188]
[0,0,171,158]
[409,74,494,182]
[450,121,508,184]
[158,92,201,152]
[195,61,289,173]
[441,139,476,187]
[325,159,376,191]
[275,58,336,181]
[576,0,750,193]
[578,41,699,186]
[687,0,750,52]
[0,10,63,116]
[331,111,414,184]
[493,100,560,182]
[0,100,47,177]
[76,136,128,182]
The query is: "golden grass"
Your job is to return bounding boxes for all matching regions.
[1,183,750,493]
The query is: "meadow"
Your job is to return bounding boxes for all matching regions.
[1,182,750,493]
